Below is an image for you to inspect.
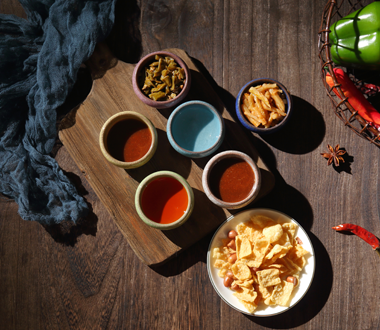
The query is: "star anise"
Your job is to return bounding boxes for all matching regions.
[321,144,346,166]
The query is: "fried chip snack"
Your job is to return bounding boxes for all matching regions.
[212,215,309,313]
[247,238,270,268]
[241,84,286,128]
[271,281,294,307]
[233,287,257,303]
[232,261,252,280]
[257,269,281,287]
[236,237,252,259]
[263,224,283,243]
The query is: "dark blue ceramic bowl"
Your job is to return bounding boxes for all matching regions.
[235,78,292,134]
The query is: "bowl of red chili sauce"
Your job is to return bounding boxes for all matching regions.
[135,171,194,230]
[99,111,158,169]
[202,151,261,209]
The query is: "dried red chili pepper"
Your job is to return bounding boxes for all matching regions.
[332,223,380,250]
[326,69,380,131]
[361,83,380,97]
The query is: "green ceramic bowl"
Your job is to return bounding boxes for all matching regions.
[99,111,158,169]
[135,171,194,230]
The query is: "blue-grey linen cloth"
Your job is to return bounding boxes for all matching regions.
[0,0,116,224]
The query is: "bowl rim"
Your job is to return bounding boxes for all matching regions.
[235,78,292,133]
[134,170,194,230]
[99,111,158,169]
[202,150,261,209]
[132,51,191,108]
[167,100,225,156]
[207,208,316,316]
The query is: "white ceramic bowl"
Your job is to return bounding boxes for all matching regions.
[207,208,315,316]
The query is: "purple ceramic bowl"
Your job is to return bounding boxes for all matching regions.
[132,51,192,110]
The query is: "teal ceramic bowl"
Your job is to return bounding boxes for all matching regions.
[135,171,194,230]
[166,101,225,158]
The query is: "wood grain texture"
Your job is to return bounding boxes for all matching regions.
[2,0,380,329]
[58,48,274,266]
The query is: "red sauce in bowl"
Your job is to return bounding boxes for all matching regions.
[106,119,152,162]
[209,157,255,203]
[141,177,188,224]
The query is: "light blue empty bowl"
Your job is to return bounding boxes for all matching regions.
[167,101,225,158]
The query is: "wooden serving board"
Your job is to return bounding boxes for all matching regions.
[59,48,275,266]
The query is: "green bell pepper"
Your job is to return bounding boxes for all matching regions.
[329,1,380,70]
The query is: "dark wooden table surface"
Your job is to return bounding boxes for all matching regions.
[1,0,380,329]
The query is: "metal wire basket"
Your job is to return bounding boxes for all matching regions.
[318,0,380,146]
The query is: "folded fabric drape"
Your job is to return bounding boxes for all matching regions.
[0,0,116,225]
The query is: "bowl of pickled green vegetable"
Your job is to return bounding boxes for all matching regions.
[132,51,191,109]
